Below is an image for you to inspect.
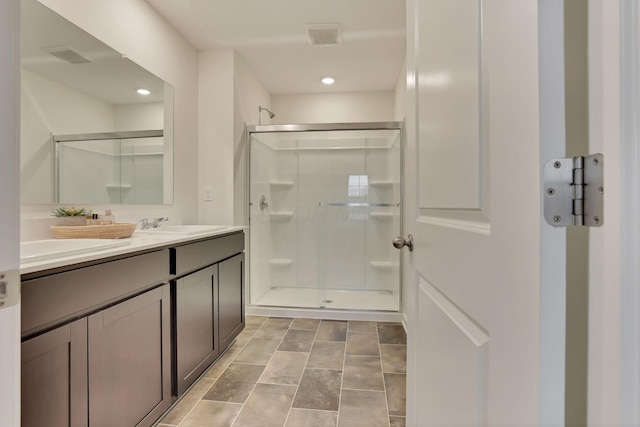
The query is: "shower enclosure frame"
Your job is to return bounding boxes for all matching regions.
[52,129,164,204]
[245,121,404,317]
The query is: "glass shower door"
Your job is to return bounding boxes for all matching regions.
[248,124,402,312]
[315,129,401,311]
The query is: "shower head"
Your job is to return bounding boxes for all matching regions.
[259,106,275,119]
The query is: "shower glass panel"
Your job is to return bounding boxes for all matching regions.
[54,130,164,204]
[249,123,402,312]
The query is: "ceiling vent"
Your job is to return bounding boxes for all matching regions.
[305,24,342,46]
[44,45,93,64]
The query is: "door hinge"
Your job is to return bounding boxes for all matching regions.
[543,154,603,227]
[0,269,20,309]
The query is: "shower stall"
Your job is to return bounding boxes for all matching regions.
[53,130,165,204]
[247,122,402,312]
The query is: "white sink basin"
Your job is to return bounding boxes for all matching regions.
[21,239,131,263]
[137,225,227,235]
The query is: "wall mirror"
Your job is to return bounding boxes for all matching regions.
[20,0,174,205]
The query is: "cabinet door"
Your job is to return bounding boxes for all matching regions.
[88,284,171,427]
[175,265,218,395]
[218,254,245,349]
[21,318,88,427]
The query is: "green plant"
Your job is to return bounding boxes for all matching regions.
[51,207,91,217]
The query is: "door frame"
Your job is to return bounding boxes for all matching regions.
[618,1,640,423]
[0,0,22,425]
[538,0,569,423]
[588,0,640,425]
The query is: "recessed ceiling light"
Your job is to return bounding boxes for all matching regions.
[136,88,151,95]
[321,77,335,85]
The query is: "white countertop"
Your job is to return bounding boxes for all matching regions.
[21,226,246,275]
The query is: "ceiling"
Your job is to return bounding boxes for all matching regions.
[146,0,406,95]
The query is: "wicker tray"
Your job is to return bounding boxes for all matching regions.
[50,223,137,239]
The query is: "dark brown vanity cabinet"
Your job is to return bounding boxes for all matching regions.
[21,319,88,427]
[21,231,245,426]
[21,284,171,427]
[218,253,245,349]
[175,266,218,395]
[88,285,171,427]
[173,233,245,395]
[21,250,171,427]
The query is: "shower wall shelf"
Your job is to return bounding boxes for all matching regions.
[370,261,400,270]
[263,146,394,152]
[370,181,398,187]
[269,181,294,188]
[269,259,293,266]
[269,212,294,221]
[370,212,399,220]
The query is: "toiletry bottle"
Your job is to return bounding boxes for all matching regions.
[101,209,114,225]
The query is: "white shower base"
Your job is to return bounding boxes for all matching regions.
[252,286,399,312]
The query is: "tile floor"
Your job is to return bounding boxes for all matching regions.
[158,316,407,427]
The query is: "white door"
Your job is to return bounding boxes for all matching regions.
[404,0,567,425]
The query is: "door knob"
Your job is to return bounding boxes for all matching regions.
[393,234,413,251]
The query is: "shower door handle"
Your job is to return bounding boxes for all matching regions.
[392,234,413,252]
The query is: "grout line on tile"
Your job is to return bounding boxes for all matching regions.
[296,366,343,372]
[336,320,348,427]
[283,316,321,426]
[377,321,392,427]
[230,361,269,367]
[341,387,388,392]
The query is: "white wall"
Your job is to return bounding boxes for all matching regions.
[272,91,396,124]
[198,49,234,225]
[0,0,21,424]
[394,58,407,121]
[114,103,164,130]
[22,68,116,133]
[198,49,270,226]
[233,52,272,226]
[234,52,272,127]
[21,69,116,204]
[34,0,200,222]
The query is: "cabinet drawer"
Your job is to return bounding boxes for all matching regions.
[22,249,169,337]
[171,232,243,276]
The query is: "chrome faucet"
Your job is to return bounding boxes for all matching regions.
[152,217,169,228]
[139,217,169,230]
